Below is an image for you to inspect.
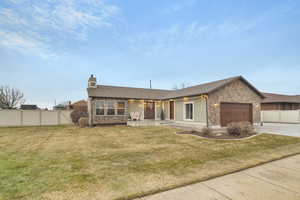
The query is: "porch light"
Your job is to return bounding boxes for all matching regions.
[183,97,189,101]
[200,95,208,99]
[213,103,219,107]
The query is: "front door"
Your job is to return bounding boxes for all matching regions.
[169,101,174,120]
[144,101,155,119]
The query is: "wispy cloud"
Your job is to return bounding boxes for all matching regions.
[0,31,55,58]
[0,0,120,58]
[128,3,295,56]
[162,0,197,14]
[128,22,210,55]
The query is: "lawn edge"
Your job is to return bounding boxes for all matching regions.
[175,131,263,141]
[115,151,300,200]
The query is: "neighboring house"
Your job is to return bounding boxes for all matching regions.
[262,93,300,110]
[70,100,87,112]
[53,104,67,110]
[53,101,72,110]
[87,75,264,127]
[20,104,39,110]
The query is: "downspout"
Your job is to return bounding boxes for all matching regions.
[205,95,209,128]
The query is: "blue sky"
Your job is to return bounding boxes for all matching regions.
[1,0,300,108]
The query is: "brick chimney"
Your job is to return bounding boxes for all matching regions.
[88,74,97,88]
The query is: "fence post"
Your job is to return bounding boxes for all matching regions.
[278,111,281,123]
[57,111,61,125]
[260,111,263,126]
[39,110,42,126]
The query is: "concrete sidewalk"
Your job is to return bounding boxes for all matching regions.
[138,154,300,200]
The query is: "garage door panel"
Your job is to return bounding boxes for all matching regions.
[220,103,253,127]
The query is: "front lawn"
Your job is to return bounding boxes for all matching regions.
[0,126,300,200]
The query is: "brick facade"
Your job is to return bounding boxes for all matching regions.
[208,80,262,126]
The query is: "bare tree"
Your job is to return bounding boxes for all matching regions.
[180,83,186,89]
[173,83,188,90]
[0,86,25,109]
[172,84,179,90]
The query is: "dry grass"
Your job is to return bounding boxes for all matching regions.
[0,125,300,200]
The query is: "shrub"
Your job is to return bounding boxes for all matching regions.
[227,122,255,136]
[78,117,89,128]
[227,122,242,136]
[160,110,165,120]
[201,127,212,136]
[241,122,255,136]
[71,110,88,124]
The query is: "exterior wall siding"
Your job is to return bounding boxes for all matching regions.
[163,101,170,120]
[174,97,206,123]
[128,100,144,120]
[194,98,207,123]
[155,101,162,120]
[175,99,183,121]
[208,80,262,126]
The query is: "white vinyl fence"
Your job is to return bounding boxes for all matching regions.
[261,110,300,124]
[0,110,73,127]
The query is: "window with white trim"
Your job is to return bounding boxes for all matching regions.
[95,101,105,115]
[184,103,193,120]
[107,101,115,115]
[95,100,127,116]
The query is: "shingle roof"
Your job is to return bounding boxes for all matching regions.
[262,93,300,103]
[87,76,264,100]
[87,85,171,100]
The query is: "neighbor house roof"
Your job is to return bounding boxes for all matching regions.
[262,93,300,103]
[71,100,87,107]
[87,76,264,100]
[20,104,39,110]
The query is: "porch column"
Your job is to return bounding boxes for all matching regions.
[88,97,93,126]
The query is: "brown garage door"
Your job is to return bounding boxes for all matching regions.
[220,102,253,127]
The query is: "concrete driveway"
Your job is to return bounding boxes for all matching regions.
[256,123,300,137]
[138,154,300,200]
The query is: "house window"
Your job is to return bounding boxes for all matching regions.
[107,101,115,115]
[95,101,104,115]
[117,102,125,115]
[184,103,193,120]
[95,100,127,116]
